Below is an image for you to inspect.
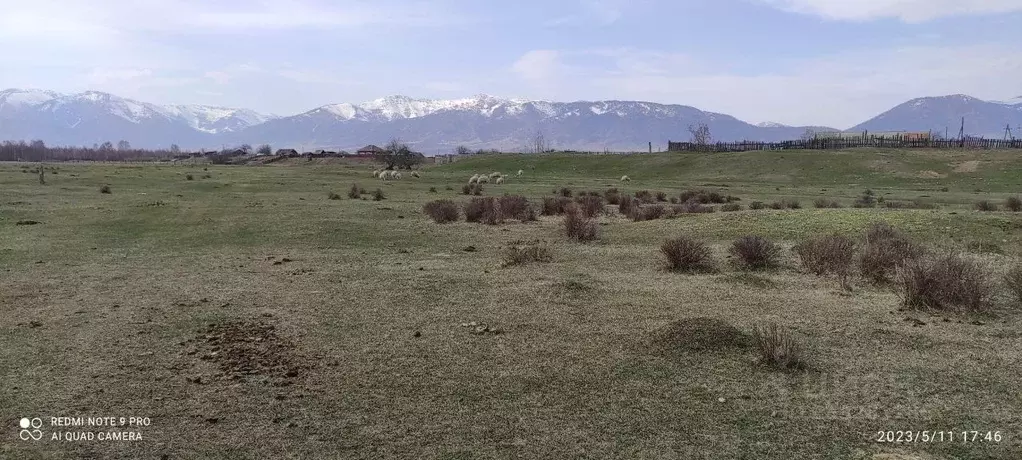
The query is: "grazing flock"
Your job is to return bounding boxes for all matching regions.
[373,167,633,184]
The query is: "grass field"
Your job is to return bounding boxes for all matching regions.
[2,149,1021,459]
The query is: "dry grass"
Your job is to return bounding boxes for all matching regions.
[327,191,341,200]
[749,201,765,210]
[975,200,998,212]
[900,252,992,312]
[652,318,750,353]
[371,188,386,201]
[729,236,780,270]
[679,201,714,214]
[500,242,553,267]
[661,237,715,272]
[604,187,621,205]
[720,203,742,212]
[1005,196,1022,212]
[422,199,460,223]
[1004,264,1022,304]
[813,198,841,208]
[751,323,805,370]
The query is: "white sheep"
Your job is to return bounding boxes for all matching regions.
[517,169,523,177]
[469,174,480,184]
[394,172,402,179]
[620,175,631,182]
[489,172,502,179]
[495,176,505,185]
[372,169,380,178]
[477,175,489,184]
[380,170,391,180]
[411,171,420,178]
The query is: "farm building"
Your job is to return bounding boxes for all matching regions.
[356,145,386,157]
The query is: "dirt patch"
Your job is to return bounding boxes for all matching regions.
[16,220,42,225]
[651,317,751,354]
[915,170,946,179]
[185,320,307,385]
[952,160,979,173]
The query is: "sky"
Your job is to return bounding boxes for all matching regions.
[1,0,1021,129]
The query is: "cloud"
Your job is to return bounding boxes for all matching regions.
[754,0,1022,22]
[509,44,1022,128]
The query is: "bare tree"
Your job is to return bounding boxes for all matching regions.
[170,144,181,154]
[532,129,548,154]
[455,145,471,155]
[688,123,711,146]
[117,140,131,151]
[257,144,272,155]
[99,141,114,151]
[376,139,423,170]
[800,128,816,141]
[239,144,253,154]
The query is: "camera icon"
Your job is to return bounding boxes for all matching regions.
[19,418,43,441]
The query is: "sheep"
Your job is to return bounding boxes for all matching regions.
[489,172,502,179]
[620,175,631,182]
[411,171,420,178]
[495,176,505,185]
[379,171,389,180]
[469,174,480,184]
[394,172,402,179]
[372,169,380,178]
[517,169,523,177]
[477,175,489,184]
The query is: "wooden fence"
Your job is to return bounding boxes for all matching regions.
[667,137,1022,153]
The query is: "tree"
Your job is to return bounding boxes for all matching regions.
[800,128,817,141]
[257,144,272,155]
[375,139,423,170]
[688,123,711,147]
[30,139,46,150]
[99,141,114,151]
[455,145,471,155]
[532,129,548,154]
[117,140,131,151]
[239,144,253,154]
[170,144,181,154]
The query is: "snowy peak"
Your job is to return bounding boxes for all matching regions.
[0,88,63,110]
[756,121,790,128]
[157,105,278,133]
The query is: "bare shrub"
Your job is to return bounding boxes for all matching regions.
[348,184,361,199]
[618,195,638,217]
[498,195,536,221]
[814,198,841,208]
[462,184,472,195]
[501,243,553,267]
[464,197,503,225]
[669,197,679,204]
[472,184,483,196]
[575,194,605,218]
[100,185,111,194]
[1004,265,1022,304]
[730,236,780,270]
[604,188,621,205]
[793,234,855,289]
[679,201,714,214]
[661,237,715,272]
[749,201,765,210]
[784,199,801,209]
[445,185,454,191]
[422,200,460,223]
[751,323,805,370]
[542,196,572,216]
[859,222,924,284]
[900,252,991,311]
[632,204,666,222]
[975,200,998,212]
[559,187,573,198]
[186,174,194,181]
[1005,197,1022,212]
[327,191,341,200]
[655,191,668,202]
[721,203,742,212]
[564,205,599,242]
[634,190,655,204]
[371,188,386,201]
[768,201,785,210]
[429,186,437,193]
[853,189,877,208]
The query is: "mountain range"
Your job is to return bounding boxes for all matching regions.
[1,88,1020,153]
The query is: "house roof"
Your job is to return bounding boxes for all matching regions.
[357,144,385,153]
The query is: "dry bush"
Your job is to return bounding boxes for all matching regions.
[679,189,727,204]
[348,184,361,199]
[542,196,572,216]
[371,189,386,201]
[784,199,801,209]
[1004,265,1022,304]
[563,205,599,242]
[899,252,991,311]
[661,237,715,272]
[464,197,503,225]
[1005,196,1022,212]
[559,187,573,198]
[859,222,924,284]
[429,186,437,193]
[975,200,998,212]
[632,204,667,222]
[814,198,842,208]
[575,194,605,218]
[634,190,655,204]
[604,188,621,205]
[186,174,194,181]
[751,323,805,370]
[327,191,341,200]
[501,243,553,267]
[768,201,785,210]
[655,191,668,202]
[679,201,714,214]
[725,195,741,203]
[730,236,781,270]
[445,185,454,191]
[100,185,111,194]
[745,201,763,210]
[721,203,742,212]
[618,195,638,217]
[793,234,856,288]
[498,195,537,221]
[669,197,679,204]
[462,184,472,195]
[422,199,460,223]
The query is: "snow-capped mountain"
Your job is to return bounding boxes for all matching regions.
[3,88,1021,151]
[849,94,1022,137]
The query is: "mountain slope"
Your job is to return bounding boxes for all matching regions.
[849,95,1022,137]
